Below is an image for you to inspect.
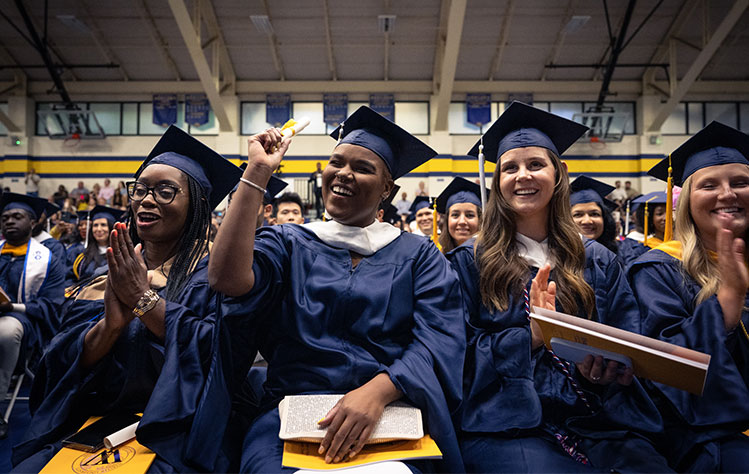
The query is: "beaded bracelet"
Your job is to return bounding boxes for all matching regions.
[239,177,266,195]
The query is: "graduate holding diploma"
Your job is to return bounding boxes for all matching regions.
[629,122,749,472]
[209,106,466,473]
[12,126,243,473]
[447,102,671,473]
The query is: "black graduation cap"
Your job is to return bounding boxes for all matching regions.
[264,176,288,205]
[330,106,437,179]
[570,175,616,209]
[435,177,482,214]
[76,210,91,223]
[89,205,127,225]
[140,125,243,209]
[43,201,61,218]
[631,191,668,213]
[467,101,589,163]
[0,192,48,220]
[648,121,749,186]
[409,195,431,215]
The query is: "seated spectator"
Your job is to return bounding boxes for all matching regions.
[98,178,115,205]
[71,181,89,204]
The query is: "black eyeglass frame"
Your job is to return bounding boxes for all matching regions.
[126,181,183,205]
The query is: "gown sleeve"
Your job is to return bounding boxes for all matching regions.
[629,258,749,432]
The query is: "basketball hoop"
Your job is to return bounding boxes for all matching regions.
[64,132,81,148]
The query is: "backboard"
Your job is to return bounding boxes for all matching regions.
[37,108,106,140]
[572,111,631,143]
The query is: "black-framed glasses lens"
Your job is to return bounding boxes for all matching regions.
[126,182,178,204]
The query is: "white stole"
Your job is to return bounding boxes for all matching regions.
[0,238,51,302]
[303,220,401,256]
[516,233,551,269]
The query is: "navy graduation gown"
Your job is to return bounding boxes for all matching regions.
[39,235,67,267]
[12,256,223,473]
[0,248,65,354]
[65,252,108,289]
[628,249,749,469]
[220,224,466,472]
[448,238,666,472]
[617,237,649,269]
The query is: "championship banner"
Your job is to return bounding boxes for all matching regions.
[369,94,394,121]
[323,93,348,127]
[185,93,210,127]
[466,93,491,127]
[152,94,177,127]
[266,94,291,127]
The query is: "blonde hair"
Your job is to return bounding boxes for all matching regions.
[476,149,595,317]
[439,203,482,253]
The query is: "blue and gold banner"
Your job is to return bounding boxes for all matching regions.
[266,94,291,127]
[466,94,491,127]
[152,94,177,127]
[369,94,394,121]
[323,93,348,127]
[185,94,210,127]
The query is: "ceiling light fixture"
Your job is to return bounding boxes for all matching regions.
[250,15,274,35]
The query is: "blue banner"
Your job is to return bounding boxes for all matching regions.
[324,93,348,126]
[466,93,491,127]
[266,94,291,127]
[152,94,177,127]
[369,94,394,121]
[185,93,210,127]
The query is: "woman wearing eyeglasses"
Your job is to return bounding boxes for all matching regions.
[12,126,243,473]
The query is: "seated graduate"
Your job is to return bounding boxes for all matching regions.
[409,195,433,236]
[628,122,749,472]
[11,125,243,473]
[619,192,670,268]
[63,211,88,263]
[0,193,66,440]
[208,106,466,472]
[569,175,620,255]
[447,102,670,473]
[32,201,67,265]
[65,206,126,291]
[271,191,306,225]
[436,176,482,253]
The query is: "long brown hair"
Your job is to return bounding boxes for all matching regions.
[476,148,595,317]
[439,203,482,253]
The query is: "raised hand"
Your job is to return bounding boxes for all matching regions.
[716,226,749,331]
[247,128,291,179]
[529,264,556,350]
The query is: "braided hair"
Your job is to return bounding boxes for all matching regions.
[128,171,211,300]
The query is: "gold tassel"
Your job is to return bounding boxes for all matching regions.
[431,200,442,252]
[664,153,674,242]
[643,202,649,247]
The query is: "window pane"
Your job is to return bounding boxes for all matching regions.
[661,103,686,134]
[138,101,186,135]
[122,103,138,135]
[241,102,270,135]
[550,102,582,121]
[687,103,703,134]
[0,103,8,136]
[292,102,326,134]
[89,103,121,136]
[532,102,549,112]
[394,102,429,135]
[705,102,738,128]
[740,103,749,134]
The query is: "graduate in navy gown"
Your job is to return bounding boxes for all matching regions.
[209,106,466,473]
[436,176,482,253]
[569,175,620,254]
[0,193,65,439]
[33,201,67,265]
[65,206,126,291]
[448,102,671,473]
[64,211,88,265]
[629,122,749,472]
[12,125,243,473]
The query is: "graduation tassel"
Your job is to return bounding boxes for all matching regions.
[431,198,442,252]
[478,128,488,211]
[624,200,630,236]
[84,214,91,248]
[643,202,649,247]
[664,153,674,242]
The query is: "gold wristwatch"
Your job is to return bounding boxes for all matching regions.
[132,289,160,318]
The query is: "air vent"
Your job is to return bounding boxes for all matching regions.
[378,15,396,34]
[250,15,274,35]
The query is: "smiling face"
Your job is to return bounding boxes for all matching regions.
[688,163,749,248]
[652,204,667,236]
[415,207,433,234]
[571,202,604,240]
[448,202,480,246]
[131,164,190,245]
[91,217,111,246]
[497,146,556,222]
[322,143,393,227]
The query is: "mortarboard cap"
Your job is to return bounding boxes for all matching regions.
[648,121,749,186]
[435,177,483,214]
[90,205,127,225]
[76,210,91,222]
[570,175,616,208]
[468,101,589,163]
[0,192,48,220]
[265,176,288,205]
[42,201,61,218]
[631,191,668,213]
[409,195,431,215]
[140,125,243,209]
[381,204,400,225]
[330,106,437,179]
